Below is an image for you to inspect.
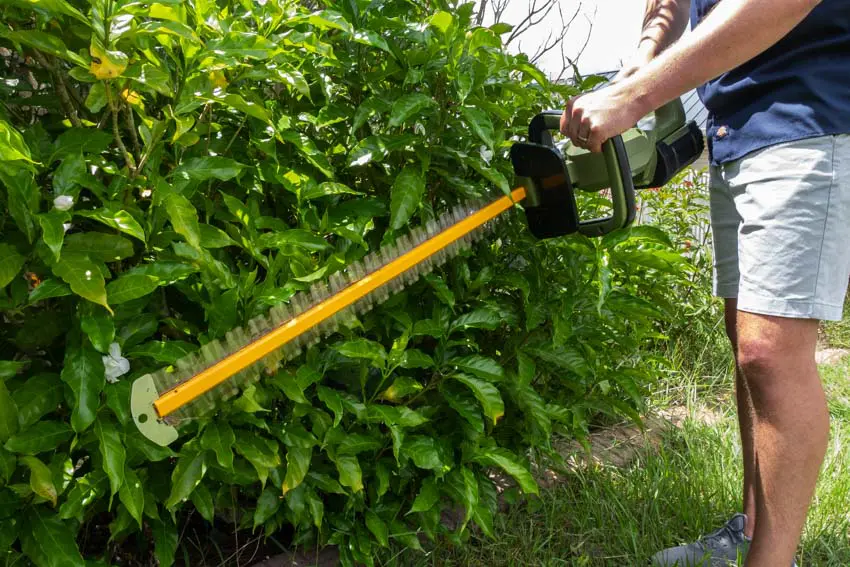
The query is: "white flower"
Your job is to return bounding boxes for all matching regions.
[103,343,130,383]
[54,195,74,211]
[479,145,493,164]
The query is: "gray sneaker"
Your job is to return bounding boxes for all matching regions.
[650,514,798,566]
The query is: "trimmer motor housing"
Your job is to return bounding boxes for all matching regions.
[510,98,705,239]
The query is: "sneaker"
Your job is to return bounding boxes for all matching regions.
[650,514,799,566]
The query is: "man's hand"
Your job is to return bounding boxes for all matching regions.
[559,85,648,153]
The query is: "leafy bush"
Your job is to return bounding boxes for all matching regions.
[0,0,693,564]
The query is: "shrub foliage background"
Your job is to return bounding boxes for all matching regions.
[0,0,693,564]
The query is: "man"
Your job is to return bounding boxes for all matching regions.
[560,0,850,566]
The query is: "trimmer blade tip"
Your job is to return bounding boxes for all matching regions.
[131,374,179,446]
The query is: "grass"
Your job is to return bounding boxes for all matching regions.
[384,309,850,567]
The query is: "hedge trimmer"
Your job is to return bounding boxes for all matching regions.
[131,98,704,446]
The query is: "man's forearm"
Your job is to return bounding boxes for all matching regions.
[624,0,821,114]
[634,0,691,62]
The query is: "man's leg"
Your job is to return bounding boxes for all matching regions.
[724,298,757,540]
[736,312,829,567]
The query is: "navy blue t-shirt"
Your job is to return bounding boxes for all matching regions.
[691,0,850,165]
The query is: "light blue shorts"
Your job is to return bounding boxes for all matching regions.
[709,134,850,321]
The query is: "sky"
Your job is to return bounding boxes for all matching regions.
[483,0,646,77]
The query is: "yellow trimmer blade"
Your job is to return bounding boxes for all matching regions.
[131,188,527,446]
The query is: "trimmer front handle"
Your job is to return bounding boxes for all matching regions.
[515,110,636,238]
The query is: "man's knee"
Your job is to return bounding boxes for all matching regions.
[735,311,819,397]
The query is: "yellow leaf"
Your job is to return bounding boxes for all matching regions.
[121,88,142,106]
[209,70,228,89]
[90,42,128,80]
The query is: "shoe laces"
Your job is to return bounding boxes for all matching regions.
[700,518,745,549]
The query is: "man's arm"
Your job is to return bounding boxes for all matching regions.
[613,0,691,83]
[562,0,822,152]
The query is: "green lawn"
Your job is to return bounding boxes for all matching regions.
[386,323,850,566]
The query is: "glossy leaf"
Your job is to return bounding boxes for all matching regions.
[165,451,207,509]
[79,302,115,354]
[118,466,144,527]
[389,166,425,231]
[473,447,539,495]
[4,421,72,455]
[52,252,111,313]
[94,419,125,496]
[20,456,57,506]
[452,373,504,425]
[64,232,135,263]
[106,274,159,304]
[0,381,19,444]
[0,243,25,289]
[282,447,311,495]
[388,94,434,128]
[60,342,105,432]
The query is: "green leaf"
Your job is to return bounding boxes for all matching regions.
[0,381,19,444]
[429,11,454,33]
[443,387,484,432]
[79,302,115,354]
[165,451,207,509]
[282,447,311,495]
[527,345,590,378]
[389,166,425,231]
[0,243,25,289]
[85,82,107,112]
[13,373,63,428]
[452,373,504,425]
[301,181,363,201]
[0,119,35,164]
[451,307,501,331]
[253,487,280,529]
[19,455,57,506]
[64,232,135,263]
[388,94,434,128]
[199,224,236,248]
[207,92,272,124]
[404,436,446,470]
[118,466,144,527]
[52,252,111,313]
[38,211,69,262]
[106,273,159,304]
[94,419,125,496]
[0,360,28,379]
[335,338,386,366]
[201,422,235,470]
[352,30,390,52]
[365,510,389,548]
[425,273,454,307]
[334,455,363,492]
[304,10,353,33]
[337,433,383,456]
[379,376,423,402]
[255,229,330,252]
[1,168,38,243]
[76,208,146,242]
[408,477,440,514]
[164,192,201,248]
[4,421,72,455]
[317,386,344,427]
[9,0,89,24]
[473,447,539,495]
[306,488,324,528]
[29,279,72,303]
[61,342,105,432]
[21,508,85,567]
[127,340,195,364]
[450,355,505,382]
[460,106,495,148]
[151,515,178,567]
[190,483,214,522]
[173,156,245,183]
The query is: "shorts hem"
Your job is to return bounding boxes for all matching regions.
[737,293,844,322]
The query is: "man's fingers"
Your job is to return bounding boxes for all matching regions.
[560,99,574,135]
